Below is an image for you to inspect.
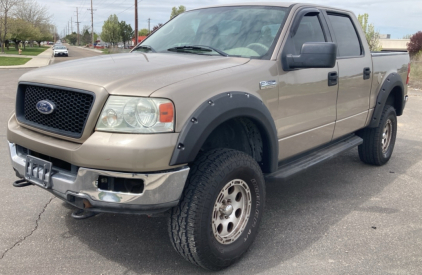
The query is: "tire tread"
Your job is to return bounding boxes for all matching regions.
[358,105,396,165]
[168,148,264,270]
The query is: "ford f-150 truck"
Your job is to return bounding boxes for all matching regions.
[7,3,410,270]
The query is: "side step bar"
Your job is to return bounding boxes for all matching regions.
[266,135,363,180]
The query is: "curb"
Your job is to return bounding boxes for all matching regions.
[0,48,53,69]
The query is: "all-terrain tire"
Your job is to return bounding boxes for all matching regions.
[358,105,397,165]
[168,148,265,270]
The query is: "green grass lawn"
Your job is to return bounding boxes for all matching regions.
[0,56,32,66]
[101,48,111,54]
[2,46,49,56]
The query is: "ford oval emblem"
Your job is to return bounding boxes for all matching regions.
[36,100,55,115]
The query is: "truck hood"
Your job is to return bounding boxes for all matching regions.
[19,52,250,96]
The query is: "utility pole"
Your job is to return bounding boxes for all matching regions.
[71,17,73,33]
[91,0,94,47]
[75,7,81,46]
[135,0,138,46]
[148,18,151,34]
[88,0,95,47]
[68,21,70,36]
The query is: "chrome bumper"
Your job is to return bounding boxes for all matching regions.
[8,141,189,214]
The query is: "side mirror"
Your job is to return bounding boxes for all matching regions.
[286,42,337,69]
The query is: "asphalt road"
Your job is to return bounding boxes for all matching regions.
[51,45,102,65]
[1,50,422,274]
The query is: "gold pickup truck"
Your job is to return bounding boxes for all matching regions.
[7,2,410,270]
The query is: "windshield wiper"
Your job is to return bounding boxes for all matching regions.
[167,45,229,57]
[133,45,156,53]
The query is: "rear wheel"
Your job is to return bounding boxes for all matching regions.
[358,105,397,165]
[168,149,265,270]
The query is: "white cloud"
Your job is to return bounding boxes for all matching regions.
[43,0,421,39]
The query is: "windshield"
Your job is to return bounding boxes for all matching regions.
[56,46,66,49]
[133,6,288,59]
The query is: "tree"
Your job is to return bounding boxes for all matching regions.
[139,28,149,36]
[14,0,51,47]
[0,0,22,53]
[358,13,382,52]
[15,0,50,27]
[119,20,133,47]
[34,23,52,46]
[407,31,422,57]
[101,14,120,46]
[152,23,163,33]
[170,5,186,19]
[8,17,32,49]
[65,32,77,45]
[81,25,93,45]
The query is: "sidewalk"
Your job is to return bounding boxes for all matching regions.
[0,48,53,69]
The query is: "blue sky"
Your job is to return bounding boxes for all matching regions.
[43,0,421,39]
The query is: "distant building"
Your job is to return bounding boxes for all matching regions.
[379,39,409,52]
[132,36,147,46]
[379,34,391,39]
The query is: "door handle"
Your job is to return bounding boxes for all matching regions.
[328,71,338,86]
[363,67,371,80]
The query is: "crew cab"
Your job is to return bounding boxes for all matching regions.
[7,3,410,270]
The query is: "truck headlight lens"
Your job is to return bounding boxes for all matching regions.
[96,96,174,133]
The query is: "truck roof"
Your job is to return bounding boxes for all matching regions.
[192,2,295,9]
[190,2,351,14]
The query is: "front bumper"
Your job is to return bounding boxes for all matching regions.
[8,141,189,215]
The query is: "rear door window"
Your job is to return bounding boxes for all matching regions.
[327,14,362,57]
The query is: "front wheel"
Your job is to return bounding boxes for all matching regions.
[168,149,265,270]
[358,105,397,165]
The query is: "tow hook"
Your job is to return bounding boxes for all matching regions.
[13,179,32,188]
[71,209,100,220]
[71,199,100,220]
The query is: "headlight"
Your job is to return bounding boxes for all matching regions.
[96,96,174,133]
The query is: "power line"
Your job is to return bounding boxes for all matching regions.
[117,4,134,15]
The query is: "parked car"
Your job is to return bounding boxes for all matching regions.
[53,46,68,57]
[7,3,409,271]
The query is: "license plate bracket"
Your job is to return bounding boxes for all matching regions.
[25,155,53,189]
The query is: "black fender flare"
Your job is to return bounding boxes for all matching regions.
[369,72,405,128]
[169,92,278,173]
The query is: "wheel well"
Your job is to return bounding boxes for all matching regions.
[386,86,404,116]
[199,117,267,171]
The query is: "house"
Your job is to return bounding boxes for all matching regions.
[132,36,147,46]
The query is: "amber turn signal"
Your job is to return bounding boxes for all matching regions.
[159,102,174,123]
